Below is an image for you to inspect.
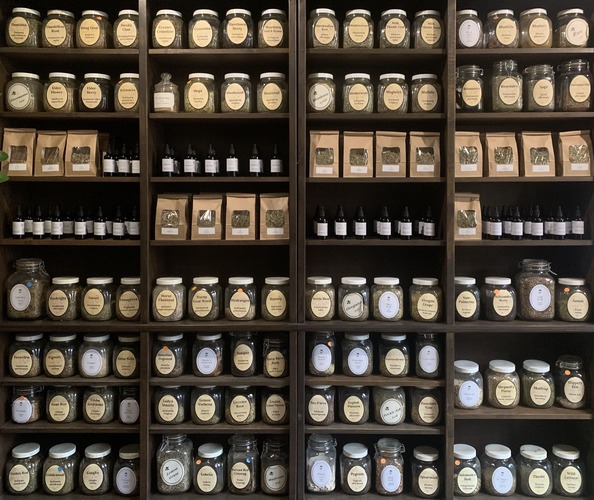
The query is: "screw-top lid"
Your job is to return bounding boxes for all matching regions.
[454,360,479,374]
[382,9,407,17]
[265,277,289,285]
[558,278,586,286]
[121,277,140,285]
[157,333,184,342]
[119,444,140,460]
[413,277,439,286]
[557,9,584,17]
[12,7,40,16]
[12,443,41,459]
[262,9,286,17]
[48,10,75,18]
[520,8,547,17]
[12,72,40,80]
[156,10,182,18]
[118,10,138,16]
[345,73,371,81]
[380,73,405,81]
[228,277,254,285]
[85,443,111,459]
[346,9,371,17]
[345,333,370,341]
[520,445,547,461]
[49,72,76,80]
[193,9,218,17]
[156,277,183,286]
[457,10,478,16]
[374,277,400,285]
[412,74,438,81]
[455,277,476,285]
[118,335,140,343]
[416,10,440,17]
[83,334,110,343]
[189,73,215,80]
[485,276,512,286]
[343,443,368,459]
[414,446,439,461]
[120,73,140,80]
[198,443,224,459]
[552,444,580,460]
[260,72,286,80]
[309,73,334,80]
[193,277,219,285]
[225,73,250,81]
[523,359,550,373]
[87,277,113,285]
[381,333,407,341]
[226,9,251,17]
[489,359,516,374]
[49,334,77,342]
[308,276,332,285]
[162,385,182,389]
[341,277,366,286]
[82,10,109,18]
[49,443,76,459]
[489,9,515,17]
[15,333,44,342]
[311,9,335,16]
[310,385,332,390]
[84,73,111,81]
[195,333,222,340]
[485,444,511,460]
[454,444,477,460]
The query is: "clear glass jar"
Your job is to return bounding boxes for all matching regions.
[522,359,555,408]
[225,277,257,320]
[153,333,186,377]
[5,72,43,112]
[230,332,257,376]
[410,386,442,426]
[556,60,592,112]
[262,388,289,425]
[457,10,483,48]
[306,276,336,320]
[454,444,481,496]
[225,386,256,424]
[412,446,441,498]
[416,333,442,379]
[152,277,186,321]
[228,434,259,493]
[307,73,336,113]
[261,438,289,495]
[486,360,520,408]
[377,74,408,114]
[82,277,115,321]
[552,445,585,496]
[119,386,140,424]
[258,9,287,48]
[184,73,216,113]
[261,277,289,320]
[374,438,404,495]
[44,334,78,378]
[113,10,138,48]
[157,434,192,494]
[515,259,555,320]
[372,277,404,320]
[410,278,443,322]
[43,443,79,495]
[263,336,288,378]
[491,60,522,112]
[6,442,43,494]
[194,443,225,494]
[9,333,43,377]
[7,258,50,320]
[482,444,517,496]
[412,10,444,49]
[42,10,75,48]
[306,434,337,493]
[79,443,112,495]
[154,385,187,424]
[339,386,370,424]
[152,10,184,48]
[79,73,112,112]
[523,65,555,111]
[116,277,141,321]
[189,9,220,49]
[306,385,335,426]
[46,277,80,321]
[343,10,373,49]
[257,73,288,113]
[373,386,405,425]
[191,386,223,425]
[456,66,484,112]
[223,9,253,48]
[221,73,252,113]
[343,73,373,113]
[454,360,483,409]
[76,10,111,48]
[481,276,517,321]
[188,277,221,321]
[342,333,373,376]
[114,445,140,496]
[555,9,589,48]
[338,277,369,321]
[308,332,335,376]
[6,8,41,47]
[520,9,552,48]
[340,443,371,494]
[455,276,480,321]
[378,9,410,48]
[555,355,586,409]
[79,334,112,378]
[411,74,442,113]
[556,278,591,321]
[115,73,140,113]
[83,386,115,424]
[518,445,553,496]
[192,333,224,376]
[379,333,409,377]
[308,9,338,48]
[12,386,43,424]
[486,10,519,48]
[154,72,179,113]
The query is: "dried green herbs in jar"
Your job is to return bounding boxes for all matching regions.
[343,73,373,113]
[9,333,43,378]
[410,278,443,322]
[6,8,41,47]
[343,9,374,48]
[6,442,43,494]
[515,259,555,320]
[46,386,79,423]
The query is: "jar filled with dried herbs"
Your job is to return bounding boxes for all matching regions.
[556,60,592,112]
[153,333,186,377]
[340,443,371,494]
[225,277,257,320]
[114,444,140,496]
[412,446,441,498]
[42,10,75,48]
[258,9,288,48]
[308,9,338,48]
[519,9,552,48]
[338,386,369,424]
[263,336,289,378]
[375,438,404,495]
[456,65,484,112]
[307,73,336,113]
[555,355,586,409]
[262,277,289,321]
[184,73,216,113]
[517,445,553,496]
[192,333,224,376]
[410,278,443,322]
[480,276,517,321]
[7,258,50,320]
[115,74,140,113]
[44,334,78,377]
[190,386,222,424]
[373,386,405,425]
[555,9,590,48]
[116,277,141,321]
[515,259,555,320]
[343,10,374,49]
[412,10,444,49]
[338,277,370,321]
[556,278,591,321]
[410,386,442,426]
[486,359,520,409]
[43,443,79,495]
[157,434,193,494]
[377,74,408,114]
[415,333,442,379]
[79,334,113,378]
[343,73,373,113]
[454,444,481,496]
[188,277,222,321]
[79,73,112,112]
[83,386,116,424]
[46,277,81,321]
[6,442,43,494]
[230,332,257,376]
[378,9,410,48]
[372,277,404,321]
[306,434,337,493]
[118,386,140,424]
[189,9,220,48]
[9,333,43,378]
[481,444,517,496]
[306,385,335,426]
[225,386,256,425]
[454,360,483,409]
[522,359,555,408]
[76,11,112,48]
[306,276,336,320]
[5,72,43,112]
[262,388,289,425]
[411,74,442,113]
[551,445,585,496]
[79,443,112,495]
[153,277,186,321]
[221,73,252,113]
[12,386,43,424]
[194,443,225,494]
[379,333,409,377]
[486,10,519,48]
[456,10,483,48]
[342,333,373,376]
[257,73,288,113]
[228,434,259,494]
[113,10,138,48]
[7,7,41,46]
[152,10,184,48]
[82,277,115,321]
[155,385,187,424]
[308,332,335,376]
[223,9,254,48]
[523,64,555,111]
[491,59,523,112]
[261,438,289,495]
[455,276,480,321]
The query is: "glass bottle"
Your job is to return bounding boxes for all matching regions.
[194,443,225,494]
[228,434,259,494]
[261,438,289,495]
[306,434,337,493]
[156,434,193,494]
[154,73,179,113]
[515,259,555,320]
[7,258,50,320]
[412,446,441,498]
[340,443,372,494]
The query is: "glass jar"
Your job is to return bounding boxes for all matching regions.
[79,334,112,378]
[308,9,338,48]
[261,438,289,495]
[412,446,441,498]
[119,386,140,424]
[555,9,590,48]
[115,74,140,113]
[9,333,43,378]
[82,277,115,321]
[410,278,443,322]
[454,360,483,409]
[340,443,371,494]
[76,10,111,48]
[306,434,337,493]
[412,10,444,49]
[307,73,336,113]
[262,388,289,425]
[377,74,408,114]
[555,355,586,409]
[83,386,115,424]
[258,9,288,48]
[113,10,138,48]
[481,276,517,321]
[189,9,220,49]
[552,445,585,496]
[43,443,79,495]
[12,386,43,424]
[491,60,523,112]
[225,277,257,320]
[342,333,373,376]
[486,10,519,48]
[518,445,553,496]
[190,386,223,425]
[457,10,483,49]
[154,385,187,424]
[378,9,410,48]
[374,438,404,495]
[42,10,75,48]
[257,73,288,113]
[6,442,43,495]
[230,332,257,376]
[79,73,112,112]
[372,277,404,320]
[152,277,186,321]
[339,386,370,424]
[188,277,221,321]
[261,277,289,320]
[228,435,258,494]
[225,386,256,425]
[486,360,520,409]
[338,277,369,321]
[263,336,289,378]
[416,333,442,378]
[194,443,225,494]
[523,65,555,112]
[379,334,409,377]
[79,443,112,495]
[343,10,373,49]
[306,277,336,320]
[44,334,78,378]
[482,444,517,496]
[184,73,216,113]
[455,276,480,321]
[6,8,41,47]
[515,259,555,320]
[116,277,141,321]
[221,73,252,113]
[556,60,592,112]
[153,333,186,377]
[456,66,484,112]
[114,445,140,496]
[153,72,179,113]
[156,434,192,494]
[306,385,335,426]
[309,332,335,376]
[522,359,555,408]
[343,73,373,113]
[411,74,442,113]
[152,10,184,48]
[410,386,442,426]
[556,278,591,321]
[7,258,50,320]
[373,386,405,426]
[5,72,43,112]
[520,9,552,48]
[192,333,224,376]
[454,444,481,497]
[223,9,253,48]
[46,277,80,321]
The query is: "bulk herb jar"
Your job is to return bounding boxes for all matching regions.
[261,438,289,495]
[7,8,41,47]
[7,257,50,320]
[83,386,116,424]
[154,385,187,424]
[225,277,257,320]
[114,444,140,496]
[306,276,335,320]
[309,331,335,376]
[47,386,79,423]
[412,446,441,498]
[454,360,483,409]
[79,73,112,112]
[556,60,592,112]
[5,72,43,112]
[410,386,442,426]
[12,386,43,424]
[481,444,517,496]
[308,9,338,49]
[230,332,257,376]
[411,74,442,113]
[306,434,337,493]
[263,336,288,378]
[552,445,585,496]
[113,10,139,48]
[79,334,112,378]
[47,277,80,321]
[555,355,586,409]
[192,333,224,376]
[152,10,184,48]
[184,73,216,113]
[486,10,519,48]
[373,386,405,425]
[343,74,373,113]
[416,333,442,379]
[307,73,336,113]
[223,9,253,48]
[221,73,252,113]
[454,444,481,497]
[188,277,221,321]
[518,445,553,497]
[522,359,555,408]
[343,10,374,49]
[44,334,78,377]
[338,277,369,321]
[119,386,140,424]
[555,9,590,48]
[116,277,141,321]
[191,386,223,425]
[42,10,75,48]
[372,277,403,321]
[410,278,443,322]
[556,278,591,321]
[339,386,370,424]
[76,11,111,48]
[378,9,410,48]
[515,259,555,320]
[189,9,220,49]
[523,65,555,112]
[154,73,179,112]
[481,276,517,321]
[153,333,186,377]
[375,438,405,495]
[259,9,288,48]
[79,443,112,495]
[491,60,523,112]
[486,360,520,409]
[306,385,335,425]
[228,434,259,494]
[456,10,483,49]
[377,74,408,114]
[82,277,115,321]
[262,388,289,425]
[261,277,289,320]
[342,333,373,376]
[379,334,409,377]
[43,443,79,495]
[340,443,372,494]
[115,73,140,113]
[456,66,484,112]
[194,443,225,494]
[519,9,552,48]
[225,386,256,425]
[412,10,444,49]
[157,434,192,494]
[9,333,43,378]
[455,276,480,321]
[152,277,186,321]
[6,442,43,495]
[257,73,288,113]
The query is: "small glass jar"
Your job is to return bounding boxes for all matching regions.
[486,10,519,48]
[192,333,224,376]
[343,74,373,113]
[83,386,115,424]
[307,73,336,113]
[153,333,186,377]
[191,386,223,425]
[188,277,222,321]
[454,444,481,496]
[258,9,288,48]
[308,9,338,49]
[555,9,590,48]
[486,360,520,409]
[518,445,553,497]
[225,277,257,320]
[412,10,444,49]
[411,446,441,498]
[340,443,371,494]
[556,278,591,321]
[42,10,75,48]
[261,438,289,495]
[152,10,184,48]
[339,386,370,424]
[373,386,405,426]
[6,8,41,47]
[410,386,442,426]
[410,278,443,322]
[455,276,480,321]
[456,66,484,112]
[515,259,555,320]
[372,277,404,321]
[378,9,410,48]
[552,445,585,496]
[375,438,404,495]
[263,336,289,378]
[225,386,256,425]
[411,74,442,113]
[338,277,369,321]
[522,359,555,408]
[416,333,442,379]
[184,73,216,113]
[306,434,337,493]
[81,277,115,321]
[153,277,186,321]
[79,73,112,112]
[12,386,43,424]
[113,10,138,48]
[262,388,289,425]
[154,385,187,424]
[221,73,252,113]
[306,385,335,426]
[342,333,373,376]
[44,334,78,378]
[194,443,225,494]
[482,444,517,496]
[261,277,289,321]
[115,73,140,113]
[481,276,517,321]
[230,332,257,376]
[114,445,140,496]
[523,65,556,112]
[520,9,552,48]
[308,332,335,376]
[153,72,179,113]
[556,60,592,112]
[228,434,259,494]
[189,9,220,48]
[79,334,112,378]
[223,9,254,48]
[119,386,140,424]
[43,443,79,495]
[9,333,43,378]
[306,277,336,320]
[6,442,43,495]
[491,60,523,112]
[343,10,373,49]
[7,257,50,320]
[454,360,483,409]
[116,277,141,321]
[457,10,483,49]
[79,443,112,495]
[156,434,192,494]
[379,333,409,377]
[555,355,586,409]
[5,72,43,112]
[76,10,111,48]
[377,75,408,114]
[257,73,288,113]
[46,277,80,321]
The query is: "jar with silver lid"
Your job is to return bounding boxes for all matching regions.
[306,276,335,320]
[456,66,484,112]
[152,10,184,48]
[225,386,256,425]
[43,443,79,495]
[153,277,186,321]
[188,276,221,321]
[46,277,81,321]
[454,444,481,496]
[6,442,43,494]
[262,388,289,425]
[373,386,405,426]
[555,9,590,48]
[79,73,112,112]
[522,359,555,408]
[230,332,257,376]
[378,9,410,48]
[79,334,112,378]
[343,10,374,49]
[6,8,41,47]
[552,445,585,496]
[257,73,288,113]
[457,10,483,49]
[5,72,43,112]
[416,333,442,378]
[7,258,50,320]
[307,73,335,113]
[261,438,289,495]
[338,386,369,424]
[481,276,517,320]
[306,434,337,493]
[221,73,252,113]
[76,10,112,48]
[44,334,78,378]
[306,385,335,426]
[410,386,442,426]
[308,332,335,376]
[486,10,519,48]
[228,434,258,493]
[82,277,115,321]
[410,277,443,322]
[455,276,480,321]
[491,60,523,112]
[119,386,140,424]
[556,278,591,321]
[259,9,288,48]
[114,444,140,496]
[223,9,253,48]
[338,277,369,321]
[555,355,586,409]
[79,443,112,495]
[157,434,192,494]
[189,9,220,49]
[154,385,187,424]
[379,333,409,377]
[377,74,408,114]
[12,386,43,424]
[263,335,289,378]
[520,9,552,48]
[412,446,441,498]
[556,60,592,112]
[340,443,371,494]
[194,443,226,494]
[343,73,373,113]
[523,64,556,111]
[83,386,115,424]
[517,445,553,496]
[342,333,372,376]
[114,10,139,48]
[192,333,224,376]
[515,259,555,320]
[481,444,517,496]
[191,386,223,425]
[115,73,140,113]
[486,360,520,409]
[308,9,338,48]
[116,277,141,321]
[184,73,216,113]
[9,333,43,378]
[454,360,483,409]
[42,10,75,48]
[44,72,77,113]
[261,276,289,321]
[153,333,186,377]
[412,10,444,49]
[411,74,442,113]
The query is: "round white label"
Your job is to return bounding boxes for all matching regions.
[311,460,333,488]
[10,284,31,311]
[196,347,218,375]
[45,465,66,492]
[491,466,514,494]
[116,467,137,495]
[347,465,368,493]
[196,465,217,493]
[7,83,32,110]
[347,347,369,375]
[530,379,552,406]
[119,397,140,424]
[379,398,404,424]
[309,83,332,111]
[458,19,481,47]
[265,465,288,492]
[12,397,32,423]
[82,349,103,377]
[456,291,478,318]
[83,463,104,491]
[457,467,478,494]
[419,345,439,374]
[560,466,582,493]
[529,284,551,312]
[418,467,439,495]
[457,381,481,408]
[310,291,332,317]
[564,377,585,403]
[381,465,402,493]
[312,344,332,372]
[378,291,400,319]
[567,292,589,320]
[9,464,30,492]
[160,459,184,486]
[495,380,518,406]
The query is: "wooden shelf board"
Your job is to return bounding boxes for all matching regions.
[145,319,296,331]
[0,319,142,333]
[305,374,445,388]
[0,112,139,120]
[459,494,587,500]
[307,47,446,61]
[455,239,592,247]
[305,492,425,499]
[149,422,289,434]
[306,238,445,247]
[307,113,445,122]
[151,176,289,183]
[0,493,139,500]
[455,406,593,420]
[0,46,138,61]
[149,113,289,121]
[0,239,140,247]
[456,112,594,122]
[305,422,444,435]
[151,493,285,500]
[307,177,445,183]
[302,320,449,333]
[1,375,139,387]
[0,421,138,433]
[149,240,289,247]
[453,320,594,333]
[150,374,289,388]
[6,176,140,183]
[149,48,289,65]
[456,176,594,183]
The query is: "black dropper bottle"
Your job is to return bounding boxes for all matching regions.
[315,205,328,239]
[333,205,347,239]
[112,206,126,240]
[94,206,107,240]
[249,144,263,177]
[117,143,130,176]
[353,206,367,240]
[32,205,44,239]
[183,144,197,177]
[511,206,523,240]
[554,206,566,240]
[102,141,116,177]
[523,205,533,237]
[482,206,491,240]
[63,207,74,237]
[161,144,175,176]
[399,206,412,240]
[545,208,555,239]
[12,205,25,239]
[269,144,283,176]
[490,206,502,240]
[75,205,87,240]
[128,205,140,240]
[423,206,436,239]
[572,206,584,240]
[51,205,63,240]
[503,205,512,238]
[24,206,33,237]
[131,143,140,176]
[204,144,218,177]
[44,204,53,238]
[378,206,392,240]
[226,144,239,177]
[531,205,544,240]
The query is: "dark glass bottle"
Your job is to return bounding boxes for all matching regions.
[63,208,74,238]
[353,206,367,240]
[204,144,218,177]
[423,206,436,239]
[249,144,263,177]
[334,205,347,239]
[523,206,532,237]
[378,206,392,240]
[554,206,566,240]
[572,206,584,240]
[113,206,126,240]
[128,205,140,240]
[510,206,523,240]
[131,143,141,176]
[117,143,131,176]
[51,205,63,240]
[94,206,107,240]
[226,144,239,177]
[75,205,87,240]
[183,143,197,177]
[105,206,114,237]
[12,205,25,239]
[102,142,116,177]
[161,143,175,177]
[482,206,491,239]
[400,206,412,240]
[23,206,33,237]
[270,143,283,176]
[490,206,502,240]
[44,204,53,238]
[32,205,44,239]
[531,205,544,240]
[545,208,555,239]
[315,205,328,239]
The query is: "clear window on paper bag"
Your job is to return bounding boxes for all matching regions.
[349,148,368,166]
[416,147,435,165]
[41,147,60,166]
[198,210,216,228]
[457,210,477,228]
[9,145,28,163]
[530,147,550,165]
[232,210,250,228]
[458,146,478,165]
[569,144,590,164]
[494,146,513,165]
[382,147,400,165]
[71,146,91,165]
[266,210,285,228]
[315,147,334,165]
[161,209,180,228]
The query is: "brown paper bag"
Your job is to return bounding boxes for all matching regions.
[520,132,555,177]
[155,193,190,240]
[557,130,593,177]
[226,193,256,240]
[65,130,99,177]
[309,130,339,177]
[455,193,482,240]
[1,128,36,176]
[260,193,289,240]
[409,132,441,177]
[191,194,223,240]
[375,131,406,177]
[455,132,483,178]
[485,132,519,177]
[342,131,373,177]
[34,130,67,176]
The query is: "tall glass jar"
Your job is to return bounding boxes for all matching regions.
[456,66,484,112]
[191,386,223,425]
[115,74,140,113]
[307,73,336,113]
[230,332,257,376]
[189,9,219,48]
[113,10,139,48]
[342,333,373,376]
[7,258,50,320]
[551,445,585,496]
[486,359,520,409]
[306,385,335,426]
[410,278,443,322]
[42,443,79,495]
[308,332,335,376]
[5,72,43,112]
[491,60,523,112]
[373,386,405,425]
[379,334,409,377]
[412,10,444,49]
[522,359,555,408]
[6,442,43,495]
[258,9,288,48]
[456,10,483,49]
[410,387,443,426]
[188,277,221,321]
[515,259,555,320]
[308,9,338,49]
[153,73,179,113]
[555,9,590,48]
[519,9,552,48]
[523,64,555,111]
[192,333,224,377]
[79,443,112,495]
[228,434,259,494]
[411,74,442,113]
[343,74,373,113]
[306,277,336,320]
[481,276,517,321]
[82,277,115,321]
[116,277,141,321]
[455,276,480,321]
[184,73,216,113]
[11,386,43,424]
[9,333,43,378]
[555,355,586,409]
[556,278,591,321]
[517,445,553,497]
[42,10,75,48]
[76,10,111,48]
[378,9,410,48]
[223,9,253,48]
[156,434,192,494]
[194,443,225,494]
[340,443,371,494]
[44,334,78,378]
[481,444,517,496]
[556,60,592,112]
[377,74,408,114]
[114,445,140,496]
[454,444,481,496]
[486,10,519,48]
[263,336,288,378]
[152,333,186,378]
[454,360,483,409]
[339,386,370,424]
[152,10,184,48]
[306,434,337,493]
[152,277,186,321]
[338,277,369,321]
[262,277,289,320]
[412,446,441,498]
[79,334,112,378]
[225,277,257,320]
[6,8,41,47]
[261,438,289,495]
[375,438,404,495]
[343,10,373,49]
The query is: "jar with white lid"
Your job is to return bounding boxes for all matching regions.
[555,9,590,48]
[486,360,520,408]
[114,444,140,496]
[194,443,226,494]
[556,278,591,321]
[486,10,519,48]
[81,277,114,321]
[372,277,404,321]
[455,276,480,321]
[410,277,443,322]
[76,10,112,48]
[79,334,112,378]
[307,73,335,113]
[43,443,79,495]
[189,9,220,48]
[412,10,444,49]
[116,277,141,321]
[522,359,554,408]
[456,65,484,112]
[481,276,517,321]
[262,276,289,321]
[192,333,224,376]
[6,7,41,47]
[83,386,116,424]
[412,446,441,498]
[46,277,81,321]
[223,9,253,48]
[152,10,184,48]
[44,334,78,378]
[115,73,140,113]
[518,445,553,496]
[184,73,216,113]
[44,72,77,112]
[340,443,371,494]
[6,442,43,494]
[373,386,405,426]
[520,9,552,48]
[11,386,43,424]
[552,445,585,496]
[5,72,43,112]
[454,444,481,496]
[152,333,186,377]
[154,385,187,424]
[221,73,252,113]
[257,72,288,113]
[457,10,483,48]
[79,73,112,112]
[411,74,442,113]
[306,276,335,320]
[9,333,44,377]
[343,73,373,113]
[454,360,483,409]
[342,333,372,376]
[42,10,75,48]
[225,277,257,320]
[481,444,517,495]
[343,10,373,49]
[113,10,138,48]
[152,277,185,321]
[79,443,112,495]
[258,9,288,48]
[188,276,221,321]
[113,335,140,378]
[377,74,408,113]
[379,333,409,376]
[308,9,338,48]
[338,386,370,424]
[378,9,410,48]
[338,277,369,321]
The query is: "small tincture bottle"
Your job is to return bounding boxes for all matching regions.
[128,205,140,240]
[490,206,502,240]
[353,206,367,240]
[105,207,114,236]
[270,143,283,176]
[183,144,198,176]
[94,206,107,240]
[86,208,94,237]
[44,205,53,238]
[75,206,87,240]
[63,208,74,238]
[226,144,239,177]
[113,206,126,240]
[378,206,392,240]
[24,206,33,237]
[423,206,436,239]
[531,205,544,240]
[12,205,25,239]
[103,142,116,177]
[523,206,532,237]
[482,206,491,239]
[572,206,584,240]
[131,144,141,176]
[314,205,328,239]
[250,144,263,177]
[32,205,44,240]
[510,206,523,240]
[554,206,566,240]
[544,208,555,239]
[51,205,63,240]
[400,206,412,240]
[161,144,175,177]
[117,144,131,176]
[204,144,218,176]
[334,205,347,239]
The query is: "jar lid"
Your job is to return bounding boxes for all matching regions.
[345,333,370,340]
[87,277,113,285]
[49,334,77,342]
[454,360,479,374]
[381,333,407,341]
[345,385,365,389]
[307,276,332,285]
[454,444,476,460]
[193,9,218,17]
[225,73,250,80]
[412,74,438,81]
[226,9,251,17]
[83,334,110,343]
[415,10,440,17]
[15,333,44,342]
[382,9,407,17]
[343,442,368,459]
[196,333,222,340]
[374,277,400,285]
[12,7,40,16]
[156,10,182,18]
[157,333,184,341]
[552,444,580,460]
[262,9,286,16]
[198,443,224,459]
[488,9,515,17]
[120,73,140,80]
[520,445,547,461]
[156,277,182,285]
[455,276,476,285]
[308,73,334,80]
[310,385,332,389]
[341,277,366,286]
[485,276,511,286]
[12,443,41,459]
[49,443,77,459]
[53,276,80,286]
[520,8,547,17]
[119,444,140,460]
[162,385,182,389]
[489,359,516,373]
[260,72,286,80]
[413,446,439,462]
[231,385,250,390]
[485,444,511,460]
[82,10,109,17]
[558,9,584,17]
[48,9,75,17]
[523,359,550,373]
[118,10,138,16]
[556,355,583,370]
[377,438,404,453]
[412,277,438,286]
[84,73,111,81]
[345,73,370,81]
[265,277,289,285]
[118,335,140,343]
[49,72,76,80]
[457,10,478,16]
[312,9,335,16]
[346,9,371,17]
[189,73,215,80]
[558,278,586,286]
[12,72,40,80]
[85,443,111,459]
[383,386,402,390]
[228,277,254,285]
[193,276,219,285]
[121,277,141,285]
[379,74,405,81]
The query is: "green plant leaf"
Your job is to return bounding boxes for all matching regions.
[0,172,9,183]
[0,150,7,162]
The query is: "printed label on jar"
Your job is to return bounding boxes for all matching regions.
[48,395,70,422]
[191,290,213,318]
[314,17,335,45]
[154,92,174,111]
[120,397,140,424]
[231,462,250,488]
[155,290,177,317]
[457,467,478,494]
[118,291,139,319]
[560,466,582,493]
[188,82,210,110]
[158,395,179,422]
[567,292,589,319]
[155,347,175,375]
[381,465,401,492]
[10,284,31,311]
[230,290,251,318]
[528,468,550,495]
[458,19,481,47]
[309,83,332,111]
[7,83,32,110]
[457,381,480,408]
[564,377,585,403]
[496,18,517,45]
[417,293,439,320]
[532,79,554,107]
[348,84,370,111]
[116,19,137,46]
[348,347,369,375]
[192,20,214,47]
[196,347,218,375]
[382,83,405,111]
[8,17,29,44]
[82,348,103,377]
[12,397,32,423]
[419,396,439,423]
[498,78,520,105]
[45,465,66,492]
[421,18,442,45]
[348,17,370,43]
[194,394,216,421]
[342,293,364,318]
[419,468,439,495]
[233,344,254,372]
[155,19,176,47]
[45,19,67,46]
[495,380,517,406]
[230,395,251,422]
[118,82,139,110]
[262,83,283,111]
[384,348,406,375]
[160,459,184,486]
[530,379,552,406]
[310,290,332,317]
[81,82,102,109]
[529,18,550,46]
[311,460,332,487]
[419,345,439,374]
[266,290,286,317]
[85,394,106,420]
[492,466,514,493]
[45,349,66,375]
[266,350,286,377]
[569,75,591,103]
[347,465,368,492]
[385,18,406,45]
[380,398,404,424]
[84,288,105,316]
[116,467,137,494]
[79,18,101,45]
[227,17,248,45]
[565,19,588,46]
[262,19,284,47]
[308,394,329,422]
[493,289,514,316]
[344,395,365,423]
[48,289,69,317]
[462,79,482,107]
[265,465,287,492]
[379,291,400,319]
[456,291,477,318]
[11,349,33,376]
[197,465,217,492]
[9,464,30,492]
[529,284,551,311]
[83,463,104,491]
[265,394,286,422]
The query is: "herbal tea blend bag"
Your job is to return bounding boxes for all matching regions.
[65,130,99,177]
[35,130,66,176]
[226,193,256,240]
[557,130,593,176]
[260,193,289,240]
[343,131,373,177]
[375,131,406,177]
[1,128,36,176]
[191,194,223,240]
[520,131,555,177]
[455,131,483,177]
[409,131,441,177]
[155,194,190,240]
[455,193,482,240]
[485,132,519,177]
[309,130,339,177]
